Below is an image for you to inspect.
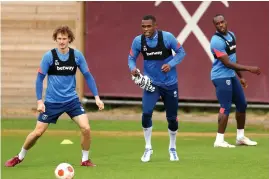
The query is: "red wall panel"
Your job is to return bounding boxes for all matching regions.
[84,1,269,103]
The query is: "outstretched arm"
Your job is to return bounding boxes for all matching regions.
[214,52,260,75]
[211,36,260,75]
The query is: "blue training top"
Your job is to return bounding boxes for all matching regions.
[36,48,98,103]
[210,31,237,80]
[128,30,186,88]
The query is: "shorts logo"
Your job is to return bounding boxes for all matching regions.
[174,91,177,98]
[42,114,48,120]
[226,80,231,85]
[80,106,85,112]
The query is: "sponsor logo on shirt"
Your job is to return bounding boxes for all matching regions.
[229,45,236,51]
[56,66,75,71]
[146,51,163,56]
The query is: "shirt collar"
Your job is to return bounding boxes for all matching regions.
[146,30,158,40]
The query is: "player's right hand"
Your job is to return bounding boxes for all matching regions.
[131,67,140,77]
[240,78,248,88]
[248,66,261,75]
[37,100,45,113]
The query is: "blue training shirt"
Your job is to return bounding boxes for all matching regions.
[128,30,186,88]
[210,31,237,80]
[38,48,97,103]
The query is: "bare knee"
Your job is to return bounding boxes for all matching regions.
[31,122,48,138]
[29,130,42,139]
[81,126,91,136]
[32,128,47,138]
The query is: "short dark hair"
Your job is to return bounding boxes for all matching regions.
[142,15,156,23]
[213,14,225,23]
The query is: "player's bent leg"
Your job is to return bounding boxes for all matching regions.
[232,78,257,146]
[162,85,179,161]
[73,114,91,150]
[5,121,49,167]
[212,78,235,148]
[23,121,49,150]
[72,114,96,167]
[140,89,159,162]
[232,77,247,132]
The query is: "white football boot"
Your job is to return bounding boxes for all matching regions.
[214,141,236,148]
[141,148,153,162]
[169,148,179,161]
[236,136,258,146]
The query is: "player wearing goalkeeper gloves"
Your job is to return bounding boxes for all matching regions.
[5,25,104,168]
[128,15,186,162]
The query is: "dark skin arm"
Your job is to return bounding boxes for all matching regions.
[131,68,140,76]
[218,55,261,75]
[218,55,261,88]
[236,71,248,88]
[132,64,171,75]
[132,64,171,78]
[161,64,171,72]
[235,61,248,88]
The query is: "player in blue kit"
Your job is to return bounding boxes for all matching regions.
[210,14,261,148]
[128,15,186,162]
[5,25,104,167]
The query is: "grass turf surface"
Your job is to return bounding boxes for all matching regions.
[1,119,269,179]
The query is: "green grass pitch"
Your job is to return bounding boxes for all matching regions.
[2,119,269,179]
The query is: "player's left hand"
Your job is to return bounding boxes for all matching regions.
[95,96,104,110]
[240,78,248,88]
[161,64,171,72]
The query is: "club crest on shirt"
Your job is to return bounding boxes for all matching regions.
[226,80,231,85]
[55,60,59,66]
[143,46,147,51]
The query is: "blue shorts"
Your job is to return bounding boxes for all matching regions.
[212,77,247,115]
[38,98,85,124]
[142,83,178,117]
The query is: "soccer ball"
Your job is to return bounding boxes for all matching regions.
[54,163,75,179]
